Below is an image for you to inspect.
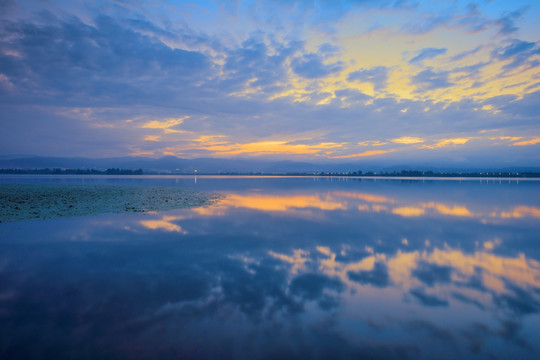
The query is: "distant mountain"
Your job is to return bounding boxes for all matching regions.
[0,155,539,174]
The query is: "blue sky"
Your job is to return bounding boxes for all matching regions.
[0,0,539,165]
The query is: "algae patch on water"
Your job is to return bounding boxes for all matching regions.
[0,184,222,223]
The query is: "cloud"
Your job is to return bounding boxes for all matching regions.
[141,117,187,130]
[291,53,345,79]
[511,138,540,146]
[419,137,471,149]
[347,66,390,91]
[1,0,539,165]
[222,37,300,90]
[495,7,528,35]
[408,48,447,65]
[392,207,425,217]
[357,140,388,146]
[331,149,395,159]
[400,3,527,36]
[143,135,160,142]
[411,68,453,91]
[498,90,540,117]
[0,14,213,106]
[491,40,540,71]
[391,136,424,144]
[333,88,372,105]
[450,46,483,62]
[498,136,523,141]
[401,14,451,35]
[199,140,345,156]
[318,43,341,56]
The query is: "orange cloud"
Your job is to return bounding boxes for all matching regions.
[144,135,160,142]
[511,138,540,146]
[202,141,345,156]
[390,136,424,144]
[420,137,471,149]
[192,135,227,145]
[499,136,523,141]
[357,140,388,146]
[331,149,394,159]
[141,116,187,129]
[130,150,155,156]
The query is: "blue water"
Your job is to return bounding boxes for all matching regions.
[1,175,539,359]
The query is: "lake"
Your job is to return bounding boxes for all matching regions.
[1,175,539,359]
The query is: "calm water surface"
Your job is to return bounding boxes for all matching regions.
[1,175,539,359]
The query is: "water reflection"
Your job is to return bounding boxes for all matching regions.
[139,215,187,233]
[1,178,539,359]
[267,244,540,309]
[187,189,540,222]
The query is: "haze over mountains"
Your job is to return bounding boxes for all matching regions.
[1,155,538,175]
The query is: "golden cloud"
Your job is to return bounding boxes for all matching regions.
[392,207,425,217]
[192,135,227,144]
[499,136,523,141]
[202,141,345,156]
[331,149,395,159]
[420,137,471,149]
[141,116,188,129]
[390,136,425,144]
[357,140,388,146]
[143,135,160,142]
[511,137,540,146]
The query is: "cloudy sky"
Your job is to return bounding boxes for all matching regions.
[1,0,539,165]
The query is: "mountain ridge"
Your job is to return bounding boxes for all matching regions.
[1,155,539,174]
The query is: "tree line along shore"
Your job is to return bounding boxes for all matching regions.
[1,168,539,178]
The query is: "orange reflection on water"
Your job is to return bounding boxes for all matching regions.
[333,191,395,204]
[497,205,540,219]
[372,204,389,212]
[392,207,425,217]
[139,215,187,233]
[191,190,536,224]
[193,193,346,215]
[269,249,311,274]
[270,244,540,309]
[422,202,475,217]
[427,248,539,290]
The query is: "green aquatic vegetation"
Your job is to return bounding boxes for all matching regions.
[0,184,222,222]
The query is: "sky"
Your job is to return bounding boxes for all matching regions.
[0,0,539,166]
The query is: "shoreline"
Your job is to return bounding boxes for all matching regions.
[0,184,222,223]
[2,174,540,181]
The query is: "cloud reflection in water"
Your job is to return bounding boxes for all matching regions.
[1,179,539,359]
